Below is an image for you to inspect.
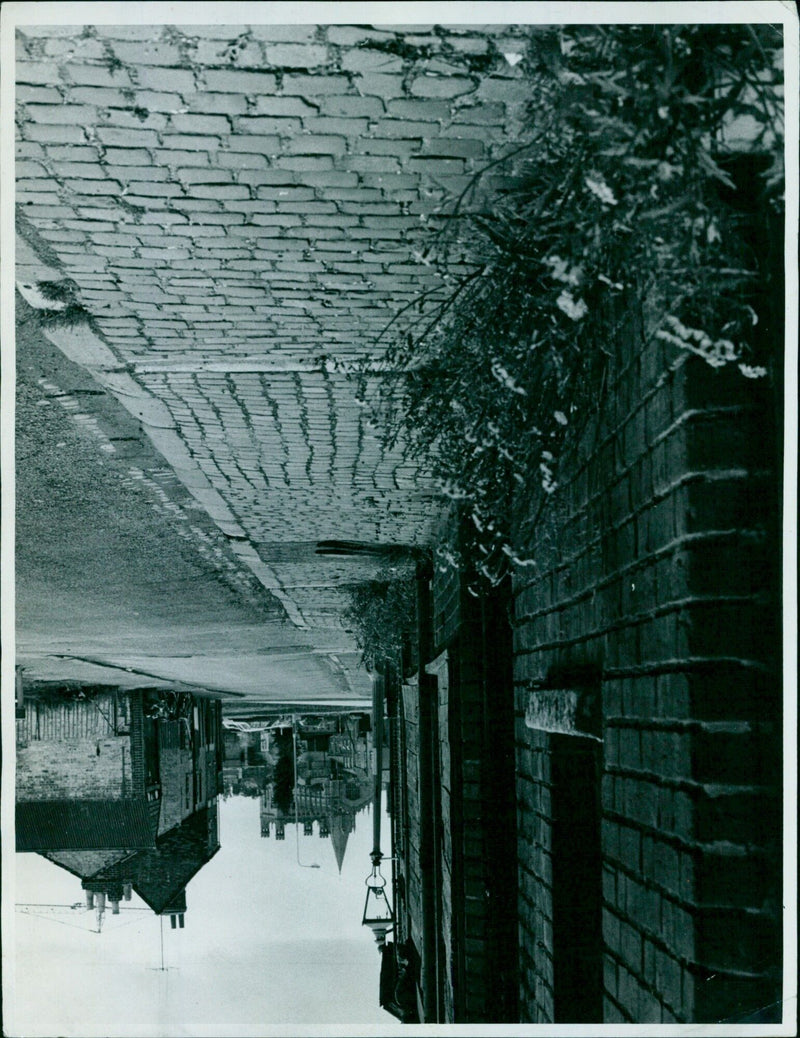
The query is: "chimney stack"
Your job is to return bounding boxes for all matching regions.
[123,883,132,901]
[86,891,95,909]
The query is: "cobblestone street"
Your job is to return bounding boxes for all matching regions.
[15,22,531,659]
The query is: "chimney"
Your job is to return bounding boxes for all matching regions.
[96,892,106,911]
[170,914,177,929]
[178,914,185,929]
[123,883,132,901]
[86,891,95,909]
[111,900,120,915]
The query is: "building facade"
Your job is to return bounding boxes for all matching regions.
[16,688,224,929]
[388,277,782,1023]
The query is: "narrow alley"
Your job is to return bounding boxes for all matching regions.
[5,11,791,1034]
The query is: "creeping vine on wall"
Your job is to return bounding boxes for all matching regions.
[363,24,784,585]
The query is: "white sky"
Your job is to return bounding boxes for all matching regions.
[11,795,401,1036]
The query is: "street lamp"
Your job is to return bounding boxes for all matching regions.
[292,715,320,869]
[362,669,393,948]
[363,849,394,948]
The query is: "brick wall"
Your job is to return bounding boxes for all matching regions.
[513,294,781,1023]
[16,693,135,800]
[428,515,519,1022]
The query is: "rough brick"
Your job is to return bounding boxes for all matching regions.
[326,26,392,46]
[341,154,401,173]
[124,181,183,197]
[234,116,302,135]
[301,116,370,136]
[421,137,486,157]
[252,96,318,117]
[356,74,408,98]
[23,103,96,125]
[387,98,452,122]
[136,67,197,92]
[320,95,384,118]
[191,184,251,200]
[281,73,352,95]
[176,168,234,184]
[299,171,358,188]
[355,138,421,157]
[108,41,184,66]
[217,152,270,169]
[17,85,63,103]
[407,156,465,174]
[340,49,404,74]
[161,135,223,151]
[201,69,278,93]
[15,160,48,177]
[275,155,334,172]
[410,75,479,99]
[16,61,68,85]
[65,86,132,107]
[264,43,329,68]
[281,134,347,155]
[96,127,160,147]
[194,38,264,68]
[61,63,135,87]
[169,113,231,134]
[62,178,123,195]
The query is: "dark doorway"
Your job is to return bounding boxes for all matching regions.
[551,733,603,1022]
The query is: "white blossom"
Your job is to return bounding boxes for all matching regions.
[585,173,618,206]
[491,360,528,396]
[657,315,738,368]
[556,290,588,321]
[539,461,558,494]
[544,254,583,286]
[738,363,768,379]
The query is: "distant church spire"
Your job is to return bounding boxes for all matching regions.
[329,812,351,874]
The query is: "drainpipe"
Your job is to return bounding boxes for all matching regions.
[416,557,439,1022]
[371,669,385,866]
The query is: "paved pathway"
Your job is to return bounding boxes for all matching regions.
[14,21,532,698]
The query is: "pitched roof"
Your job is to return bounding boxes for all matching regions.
[16,800,156,852]
[42,849,134,879]
[92,803,220,915]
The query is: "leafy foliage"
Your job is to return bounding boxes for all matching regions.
[342,572,417,672]
[366,24,784,584]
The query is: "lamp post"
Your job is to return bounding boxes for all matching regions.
[362,668,393,948]
[292,715,320,869]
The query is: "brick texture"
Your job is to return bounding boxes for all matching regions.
[16,693,136,799]
[15,22,533,636]
[513,294,782,1023]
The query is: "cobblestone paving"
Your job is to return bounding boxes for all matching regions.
[15,21,532,650]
